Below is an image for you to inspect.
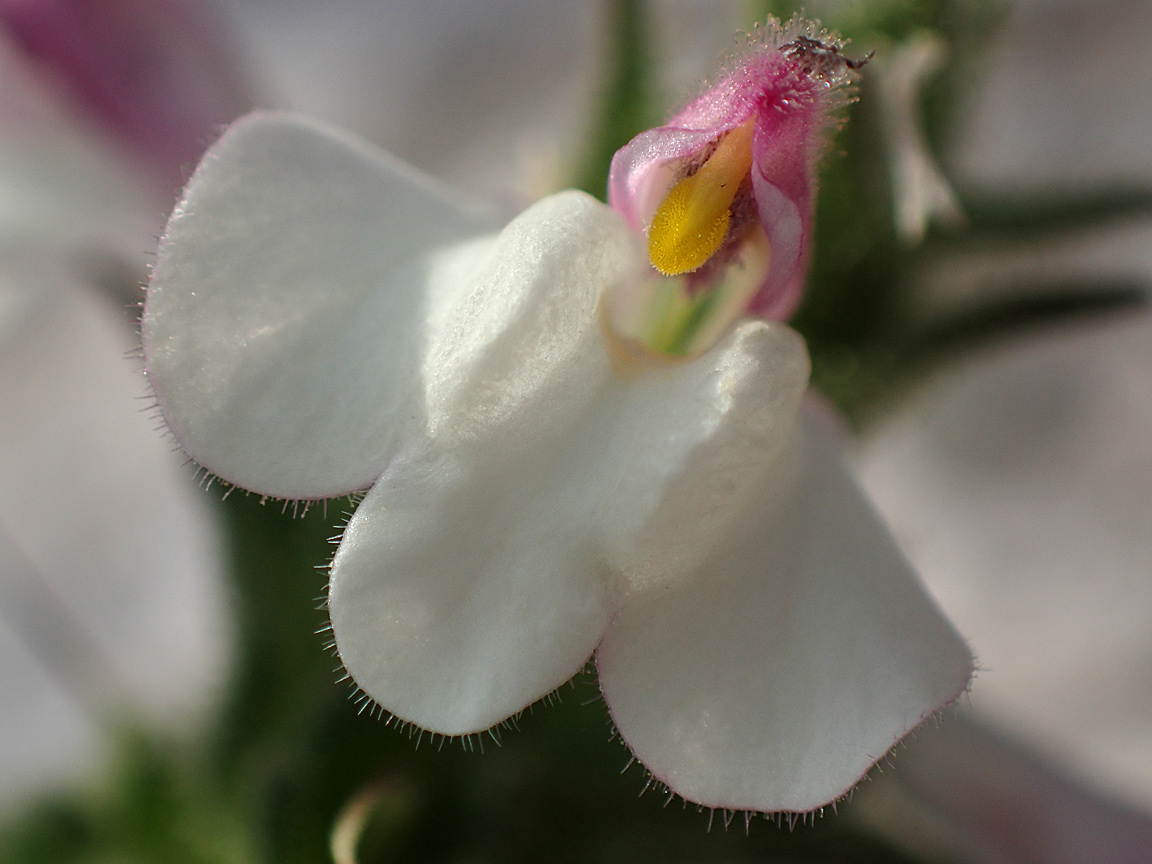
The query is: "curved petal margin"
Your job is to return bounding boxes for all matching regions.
[143,111,496,499]
[328,442,613,735]
[328,192,637,735]
[596,412,973,813]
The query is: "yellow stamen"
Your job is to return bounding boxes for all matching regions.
[646,119,755,276]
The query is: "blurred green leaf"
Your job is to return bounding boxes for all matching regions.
[954,185,1152,241]
[900,281,1148,364]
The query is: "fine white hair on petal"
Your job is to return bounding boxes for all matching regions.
[143,111,498,500]
[596,410,973,814]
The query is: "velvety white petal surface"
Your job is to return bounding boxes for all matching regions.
[144,111,497,499]
[330,438,614,735]
[597,412,973,813]
[422,191,631,446]
[330,192,632,734]
[330,192,818,735]
[590,321,809,593]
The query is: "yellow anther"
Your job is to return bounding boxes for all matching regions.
[647,119,755,276]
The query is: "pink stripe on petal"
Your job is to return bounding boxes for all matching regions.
[748,171,807,319]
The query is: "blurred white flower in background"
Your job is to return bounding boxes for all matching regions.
[860,314,1152,810]
[855,0,1152,832]
[0,249,231,811]
[0,0,245,811]
[222,0,742,203]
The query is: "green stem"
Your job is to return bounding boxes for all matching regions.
[572,0,657,199]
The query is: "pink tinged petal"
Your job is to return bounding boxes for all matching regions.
[608,125,740,232]
[0,0,253,183]
[748,151,808,320]
[739,55,830,319]
[596,412,973,813]
[0,36,159,256]
[143,112,498,500]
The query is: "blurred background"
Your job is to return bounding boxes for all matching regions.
[0,0,1149,861]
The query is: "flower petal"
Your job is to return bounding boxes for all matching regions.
[143,111,497,499]
[608,125,730,232]
[328,192,635,735]
[422,191,632,446]
[745,95,818,320]
[594,320,810,593]
[596,412,973,813]
[329,192,816,736]
[329,441,614,736]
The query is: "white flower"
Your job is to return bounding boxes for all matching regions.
[143,111,972,814]
[0,27,230,810]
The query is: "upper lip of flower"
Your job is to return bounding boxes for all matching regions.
[141,107,972,814]
[606,19,863,339]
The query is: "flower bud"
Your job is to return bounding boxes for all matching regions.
[607,16,863,357]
